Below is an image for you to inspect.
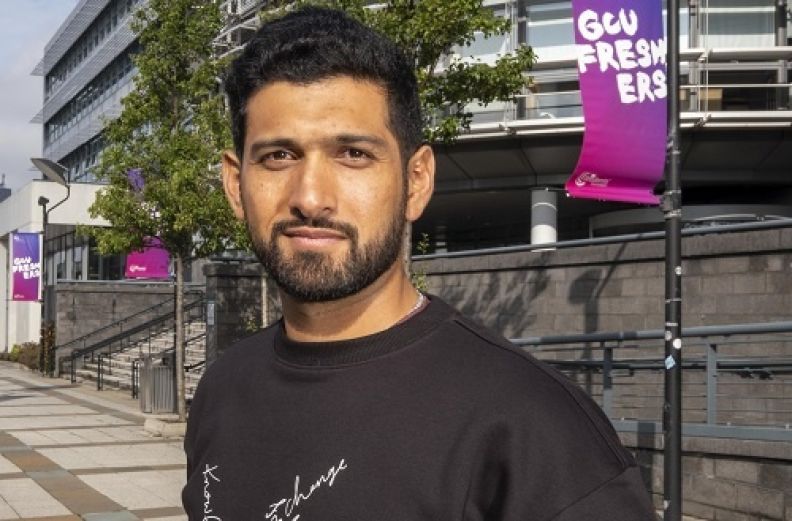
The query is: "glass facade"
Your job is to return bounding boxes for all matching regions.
[700,0,776,48]
[43,232,127,284]
[59,136,105,184]
[45,45,137,147]
[45,0,142,99]
[458,0,785,125]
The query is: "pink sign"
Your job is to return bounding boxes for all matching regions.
[125,237,170,279]
[566,1,667,205]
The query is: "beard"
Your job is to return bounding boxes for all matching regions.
[247,200,406,303]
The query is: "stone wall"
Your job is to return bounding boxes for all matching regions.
[54,281,204,349]
[415,228,792,425]
[620,431,792,521]
[415,227,792,338]
[415,227,792,520]
[203,262,278,367]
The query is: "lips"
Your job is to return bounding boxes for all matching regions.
[282,227,347,240]
[281,226,348,249]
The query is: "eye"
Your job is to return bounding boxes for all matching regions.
[267,150,293,161]
[339,147,374,164]
[259,149,297,170]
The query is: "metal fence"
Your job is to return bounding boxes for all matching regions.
[514,321,792,442]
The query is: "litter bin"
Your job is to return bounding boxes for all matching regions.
[139,351,177,414]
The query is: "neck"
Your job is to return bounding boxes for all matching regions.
[280,262,420,342]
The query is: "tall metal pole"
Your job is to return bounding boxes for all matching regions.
[663,0,683,519]
[39,200,49,373]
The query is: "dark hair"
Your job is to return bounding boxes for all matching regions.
[224,6,423,162]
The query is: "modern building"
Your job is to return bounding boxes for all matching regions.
[3,0,790,351]
[218,0,792,251]
[1,0,144,352]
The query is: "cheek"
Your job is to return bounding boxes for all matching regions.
[341,173,401,219]
[240,177,285,227]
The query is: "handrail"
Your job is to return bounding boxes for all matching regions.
[70,298,205,361]
[515,320,792,441]
[414,218,792,261]
[56,289,204,352]
[512,320,792,346]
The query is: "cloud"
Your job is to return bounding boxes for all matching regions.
[0,0,80,191]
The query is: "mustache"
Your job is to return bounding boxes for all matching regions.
[272,217,359,242]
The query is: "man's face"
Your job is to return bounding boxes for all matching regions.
[224,77,412,302]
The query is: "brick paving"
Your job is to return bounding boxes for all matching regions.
[0,363,186,521]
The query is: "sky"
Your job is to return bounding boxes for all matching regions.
[0,0,80,192]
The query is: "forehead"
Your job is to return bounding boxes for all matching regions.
[244,77,394,143]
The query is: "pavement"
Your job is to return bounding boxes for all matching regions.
[0,362,186,521]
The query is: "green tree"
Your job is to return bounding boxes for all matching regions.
[84,0,245,421]
[262,0,536,143]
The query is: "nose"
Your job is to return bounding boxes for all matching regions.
[287,154,336,221]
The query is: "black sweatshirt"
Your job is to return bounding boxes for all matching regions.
[183,296,656,520]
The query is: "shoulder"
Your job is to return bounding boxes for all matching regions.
[429,297,632,466]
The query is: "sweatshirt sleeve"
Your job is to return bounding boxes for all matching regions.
[549,466,658,521]
[460,358,657,521]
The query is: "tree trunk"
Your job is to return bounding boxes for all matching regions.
[175,255,186,422]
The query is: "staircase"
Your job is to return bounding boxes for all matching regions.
[68,320,207,400]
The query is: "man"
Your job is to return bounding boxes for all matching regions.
[183,6,657,520]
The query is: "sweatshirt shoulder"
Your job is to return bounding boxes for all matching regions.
[195,324,277,388]
[432,308,633,468]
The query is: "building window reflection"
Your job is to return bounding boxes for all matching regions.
[44,231,125,282]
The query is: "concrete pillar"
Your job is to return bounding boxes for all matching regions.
[203,262,266,368]
[531,189,558,245]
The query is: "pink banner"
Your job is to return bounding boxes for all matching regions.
[11,233,41,301]
[125,237,170,279]
[566,1,667,205]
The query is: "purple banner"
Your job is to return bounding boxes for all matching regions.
[566,2,667,205]
[11,233,41,302]
[125,237,170,279]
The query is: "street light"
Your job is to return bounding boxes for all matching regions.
[30,158,70,376]
[30,158,70,303]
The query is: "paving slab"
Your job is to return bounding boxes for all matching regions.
[0,477,72,518]
[0,415,131,431]
[40,443,185,471]
[0,363,187,520]
[0,455,22,475]
[0,405,96,418]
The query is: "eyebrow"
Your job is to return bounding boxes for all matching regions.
[248,133,388,157]
[248,138,300,158]
[334,133,388,148]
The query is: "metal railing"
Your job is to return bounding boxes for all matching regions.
[413,217,792,260]
[55,287,204,363]
[129,329,208,399]
[65,297,206,389]
[467,81,792,127]
[514,321,792,442]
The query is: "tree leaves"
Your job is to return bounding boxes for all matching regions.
[86,0,244,260]
[262,0,536,143]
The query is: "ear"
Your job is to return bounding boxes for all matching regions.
[405,144,435,223]
[221,149,245,220]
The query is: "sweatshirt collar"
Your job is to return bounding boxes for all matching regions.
[273,295,452,367]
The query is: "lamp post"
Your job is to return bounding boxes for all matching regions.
[30,158,70,376]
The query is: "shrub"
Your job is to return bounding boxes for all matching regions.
[15,343,40,371]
